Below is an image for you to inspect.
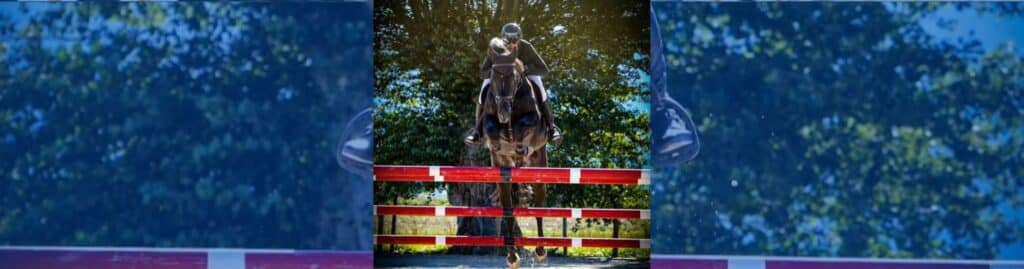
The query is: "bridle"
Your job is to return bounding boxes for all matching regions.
[491,62,520,105]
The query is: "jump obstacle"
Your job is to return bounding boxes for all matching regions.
[374,165,651,250]
[376,235,650,248]
[3,164,1018,268]
[373,165,650,185]
[375,205,650,219]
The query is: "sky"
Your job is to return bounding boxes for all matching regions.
[919,5,1024,57]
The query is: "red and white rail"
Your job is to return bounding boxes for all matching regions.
[373,165,651,185]
[375,235,650,249]
[374,165,651,252]
[374,205,651,219]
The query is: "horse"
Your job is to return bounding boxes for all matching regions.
[479,37,550,268]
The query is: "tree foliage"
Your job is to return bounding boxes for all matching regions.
[373,1,651,211]
[652,2,1024,259]
[0,2,373,250]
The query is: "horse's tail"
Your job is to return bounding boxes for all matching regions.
[490,37,509,56]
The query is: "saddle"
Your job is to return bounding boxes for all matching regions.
[479,78,544,107]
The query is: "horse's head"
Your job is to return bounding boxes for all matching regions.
[488,37,523,124]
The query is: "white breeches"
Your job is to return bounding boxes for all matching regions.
[527,75,546,101]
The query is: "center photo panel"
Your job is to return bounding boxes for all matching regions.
[372,1,652,268]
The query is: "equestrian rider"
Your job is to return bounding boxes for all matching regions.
[465,22,562,145]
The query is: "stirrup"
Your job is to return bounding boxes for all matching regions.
[464,130,482,145]
[548,127,562,144]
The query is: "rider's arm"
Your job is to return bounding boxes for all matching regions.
[518,40,549,77]
[479,54,493,80]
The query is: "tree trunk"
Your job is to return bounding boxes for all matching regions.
[449,145,501,255]
[612,219,620,257]
[562,218,567,255]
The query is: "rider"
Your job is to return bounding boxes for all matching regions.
[465,22,562,145]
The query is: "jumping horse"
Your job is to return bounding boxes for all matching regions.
[479,37,550,268]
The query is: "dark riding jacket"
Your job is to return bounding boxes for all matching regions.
[480,39,549,80]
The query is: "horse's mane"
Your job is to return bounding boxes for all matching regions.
[489,37,525,74]
[489,37,511,56]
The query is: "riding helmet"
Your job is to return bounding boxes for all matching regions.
[502,23,522,43]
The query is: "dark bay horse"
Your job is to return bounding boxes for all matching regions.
[480,37,549,268]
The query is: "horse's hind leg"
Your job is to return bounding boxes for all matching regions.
[499,182,519,267]
[530,147,549,260]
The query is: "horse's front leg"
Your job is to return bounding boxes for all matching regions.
[532,183,547,260]
[498,182,519,268]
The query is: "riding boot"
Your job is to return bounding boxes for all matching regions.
[540,100,562,144]
[464,103,484,145]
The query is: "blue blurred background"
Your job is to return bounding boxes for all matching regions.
[651,2,1024,260]
[0,2,373,250]
[4,1,1024,261]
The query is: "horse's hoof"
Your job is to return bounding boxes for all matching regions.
[515,145,528,155]
[507,253,520,269]
[535,247,547,263]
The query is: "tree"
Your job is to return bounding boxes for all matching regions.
[373,0,651,253]
[0,2,373,250]
[652,2,1024,259]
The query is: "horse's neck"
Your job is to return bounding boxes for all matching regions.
[513,82,541,114]
[515,79,536,102]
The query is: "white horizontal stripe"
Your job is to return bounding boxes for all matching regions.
[729,258,765,269]
[640,210,650,220]
[571,238,582,247]
[650,254,1024,266]
[435,236,445,246]
[571,208,582,218]
[208,250,244,269]
[569,168,581,184]
[638,170,651,185]
[434,206,444,216]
